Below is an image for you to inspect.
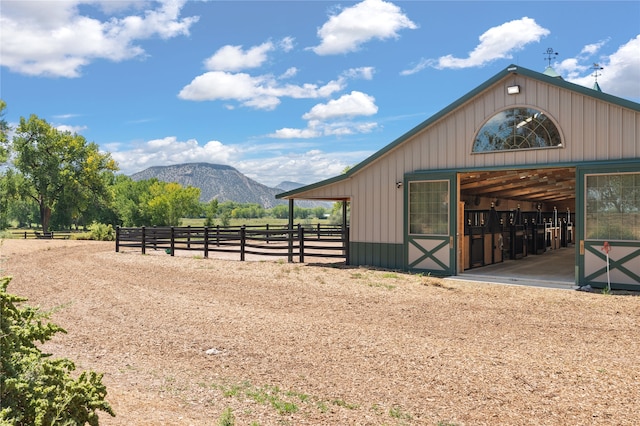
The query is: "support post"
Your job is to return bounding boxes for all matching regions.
[115,226,120,252]
[342,201,349,264]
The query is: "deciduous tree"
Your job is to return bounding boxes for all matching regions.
[143,181,201,226]
[0,100,9,163]
[11,115,117,231]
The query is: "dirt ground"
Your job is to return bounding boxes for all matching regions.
[1,239,639,425]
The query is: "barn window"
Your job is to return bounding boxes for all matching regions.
[586,172,640,241]
[472,108,562,152]
[409,181,449,235]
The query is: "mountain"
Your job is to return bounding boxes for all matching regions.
[275,181,307,192]
[130,163,329,209]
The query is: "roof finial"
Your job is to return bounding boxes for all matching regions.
[544,48,559,67]
[591,63,603,82]
[542,48,562,79]
[591,63,604,92]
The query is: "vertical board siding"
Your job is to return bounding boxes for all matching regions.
[622,109,638,157]
[571,94,584,161]
[379,158,389,243]
[584,97,599,160]
[350,242,404,269]
[371,167,380,242]
[609,106,623,159]
[596,102,609,159]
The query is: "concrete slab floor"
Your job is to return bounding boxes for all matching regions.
[450,246,576,289]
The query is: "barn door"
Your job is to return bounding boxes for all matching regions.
[577,164,640,289]
[405,173,457,275]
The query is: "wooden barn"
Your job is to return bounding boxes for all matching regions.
[277,64,640,290]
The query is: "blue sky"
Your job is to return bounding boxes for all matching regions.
[2,0,639,188]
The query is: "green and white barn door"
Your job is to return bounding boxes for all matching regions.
[405,172,457,275]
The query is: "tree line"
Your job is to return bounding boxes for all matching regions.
[0,101,333,231]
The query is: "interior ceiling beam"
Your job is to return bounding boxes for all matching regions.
[459,167,575,204]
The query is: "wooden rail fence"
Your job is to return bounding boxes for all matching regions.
[10,230,75,240]
[115,224,349,263]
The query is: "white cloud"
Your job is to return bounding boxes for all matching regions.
[303,91,378,121]
[343,66,375,80]
[311,0,416,55]
[237,149,373,187]
[322,120,379,137]
[56,124,88,134]
[555,39,610,80]
[0,0,198,77]
[270,128,321,139]
[178,71,346,110]
[270,91,379,139]
[201,37,294,73]
[432,17,549,69]
[111,136,239,175]
[52,113,82,120]
[279,36,295,52]
[555,58,590,80]
[565,35,640,100]
[279,67,298,79]
[400,58,429,76]
[204,42,275,72]
[580,39,609,56]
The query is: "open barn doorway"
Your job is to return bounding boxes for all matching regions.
[458,167,576,286]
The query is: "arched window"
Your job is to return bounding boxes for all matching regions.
[472,108,562,153]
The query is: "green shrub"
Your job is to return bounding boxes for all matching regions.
[70,232,93,241]
[0,276,114,425]
[88,222,115,241]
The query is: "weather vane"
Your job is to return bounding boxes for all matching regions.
[544,48,559,67]
[592,63,604,82]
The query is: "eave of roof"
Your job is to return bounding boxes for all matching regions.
[277,64,640,200]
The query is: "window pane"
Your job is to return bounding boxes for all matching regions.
[473,108,562,152]
[586,173,640,241]
[409,181,449,235]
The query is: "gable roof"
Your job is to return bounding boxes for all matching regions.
[277,64,640,200]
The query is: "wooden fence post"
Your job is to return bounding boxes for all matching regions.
[187,225,191,249]
[152,226,157,250]
[141,226,146,255]
[170,227,175,256]
[299,224,304,263]
[204,226,209,258]
[115,226,120,252]
[240,225,246,261]
[287,227,293,263]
